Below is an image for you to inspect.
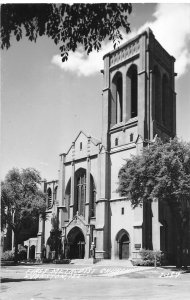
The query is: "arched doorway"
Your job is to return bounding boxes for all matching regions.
[67,227,85,259]
[116,229,130,259]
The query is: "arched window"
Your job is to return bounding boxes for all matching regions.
[65,179,71,220]
[154,66,161,123]
[162,74,169,126]
[116,76,123,123]
[54,186,58,205]
[127,65,138,118]
[90,179,96,218]
[111,72,123,125]
[47,188,52,209]
[76,171,86,217]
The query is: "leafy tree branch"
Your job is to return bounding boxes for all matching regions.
[1,3,132,61]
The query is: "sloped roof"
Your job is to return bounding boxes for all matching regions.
[66,130,101,155]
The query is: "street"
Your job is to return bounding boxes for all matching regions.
[1,264,190,300]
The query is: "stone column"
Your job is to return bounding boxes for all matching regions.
[171,56,176,136]
[149,70,153,140]
[138,33,147,139]
[95,149,110,259]
[58,154,66,207]
[11,223,14,251]
[152,199,161,250]
[102,55,110,147]
[85,155,91,223]
[27,241,30,260]
[36,216,43,260]
[126,75,131,122]
[171,90,176,136]
[85,226,91,259]
[35,180,46,260]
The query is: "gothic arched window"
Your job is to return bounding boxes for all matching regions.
[47,188,52,209]
[111,72,123,125]
[116,76,123,123]
[90,180,96,218]
[76,171,86,217]
[127,65,138,118]
[54,186,58,205]
[65,179,71,220]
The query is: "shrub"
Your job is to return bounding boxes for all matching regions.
[132,249,163,266]
[42,258,52,263]
[18,249,27,261]
[1,250,15,261]
[53,259,70,264]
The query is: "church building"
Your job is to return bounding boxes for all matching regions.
[36,28,177,263]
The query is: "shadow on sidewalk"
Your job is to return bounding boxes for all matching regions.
[1,277,49,283]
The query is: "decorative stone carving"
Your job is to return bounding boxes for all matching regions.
[110,39,140,68]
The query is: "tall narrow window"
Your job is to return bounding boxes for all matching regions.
[111,72,123,126]
[131,68,138,118]
[65,179,71,220]
[76,172,86,217]
[130,133,133,142]
[47,188,52,209]
[54,186,58,205]
[127,65,138,119]
[90,180,96,218]
[116,76,123,123]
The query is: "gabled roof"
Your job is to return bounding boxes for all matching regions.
[66,130,101,155]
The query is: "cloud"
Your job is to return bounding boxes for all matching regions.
[51,43,113,77]
[137,3,190,77]
[51,4,190,77]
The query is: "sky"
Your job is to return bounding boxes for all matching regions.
[1,3,190,182]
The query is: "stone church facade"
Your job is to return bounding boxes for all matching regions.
[36,28,178,262]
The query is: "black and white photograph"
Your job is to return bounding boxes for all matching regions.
[1,1,190,299]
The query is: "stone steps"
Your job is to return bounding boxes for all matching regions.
[71,258,94,265]
[71,258,133,267]
[94,259,133,267]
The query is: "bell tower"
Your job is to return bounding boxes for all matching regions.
[97,28,176,259]
[102,27,176,150]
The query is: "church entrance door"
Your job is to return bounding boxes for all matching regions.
[67,227,85,259]
[116,230,130,260]
[119,234,130,259]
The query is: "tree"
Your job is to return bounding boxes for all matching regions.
[1,168,47,261]
[117,137,190,267]
[1,3,132,61]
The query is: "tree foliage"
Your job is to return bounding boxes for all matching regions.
[1,168,46,259]
[118,137,190,210]
[1,3,132,61]
[117,137,190,266]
